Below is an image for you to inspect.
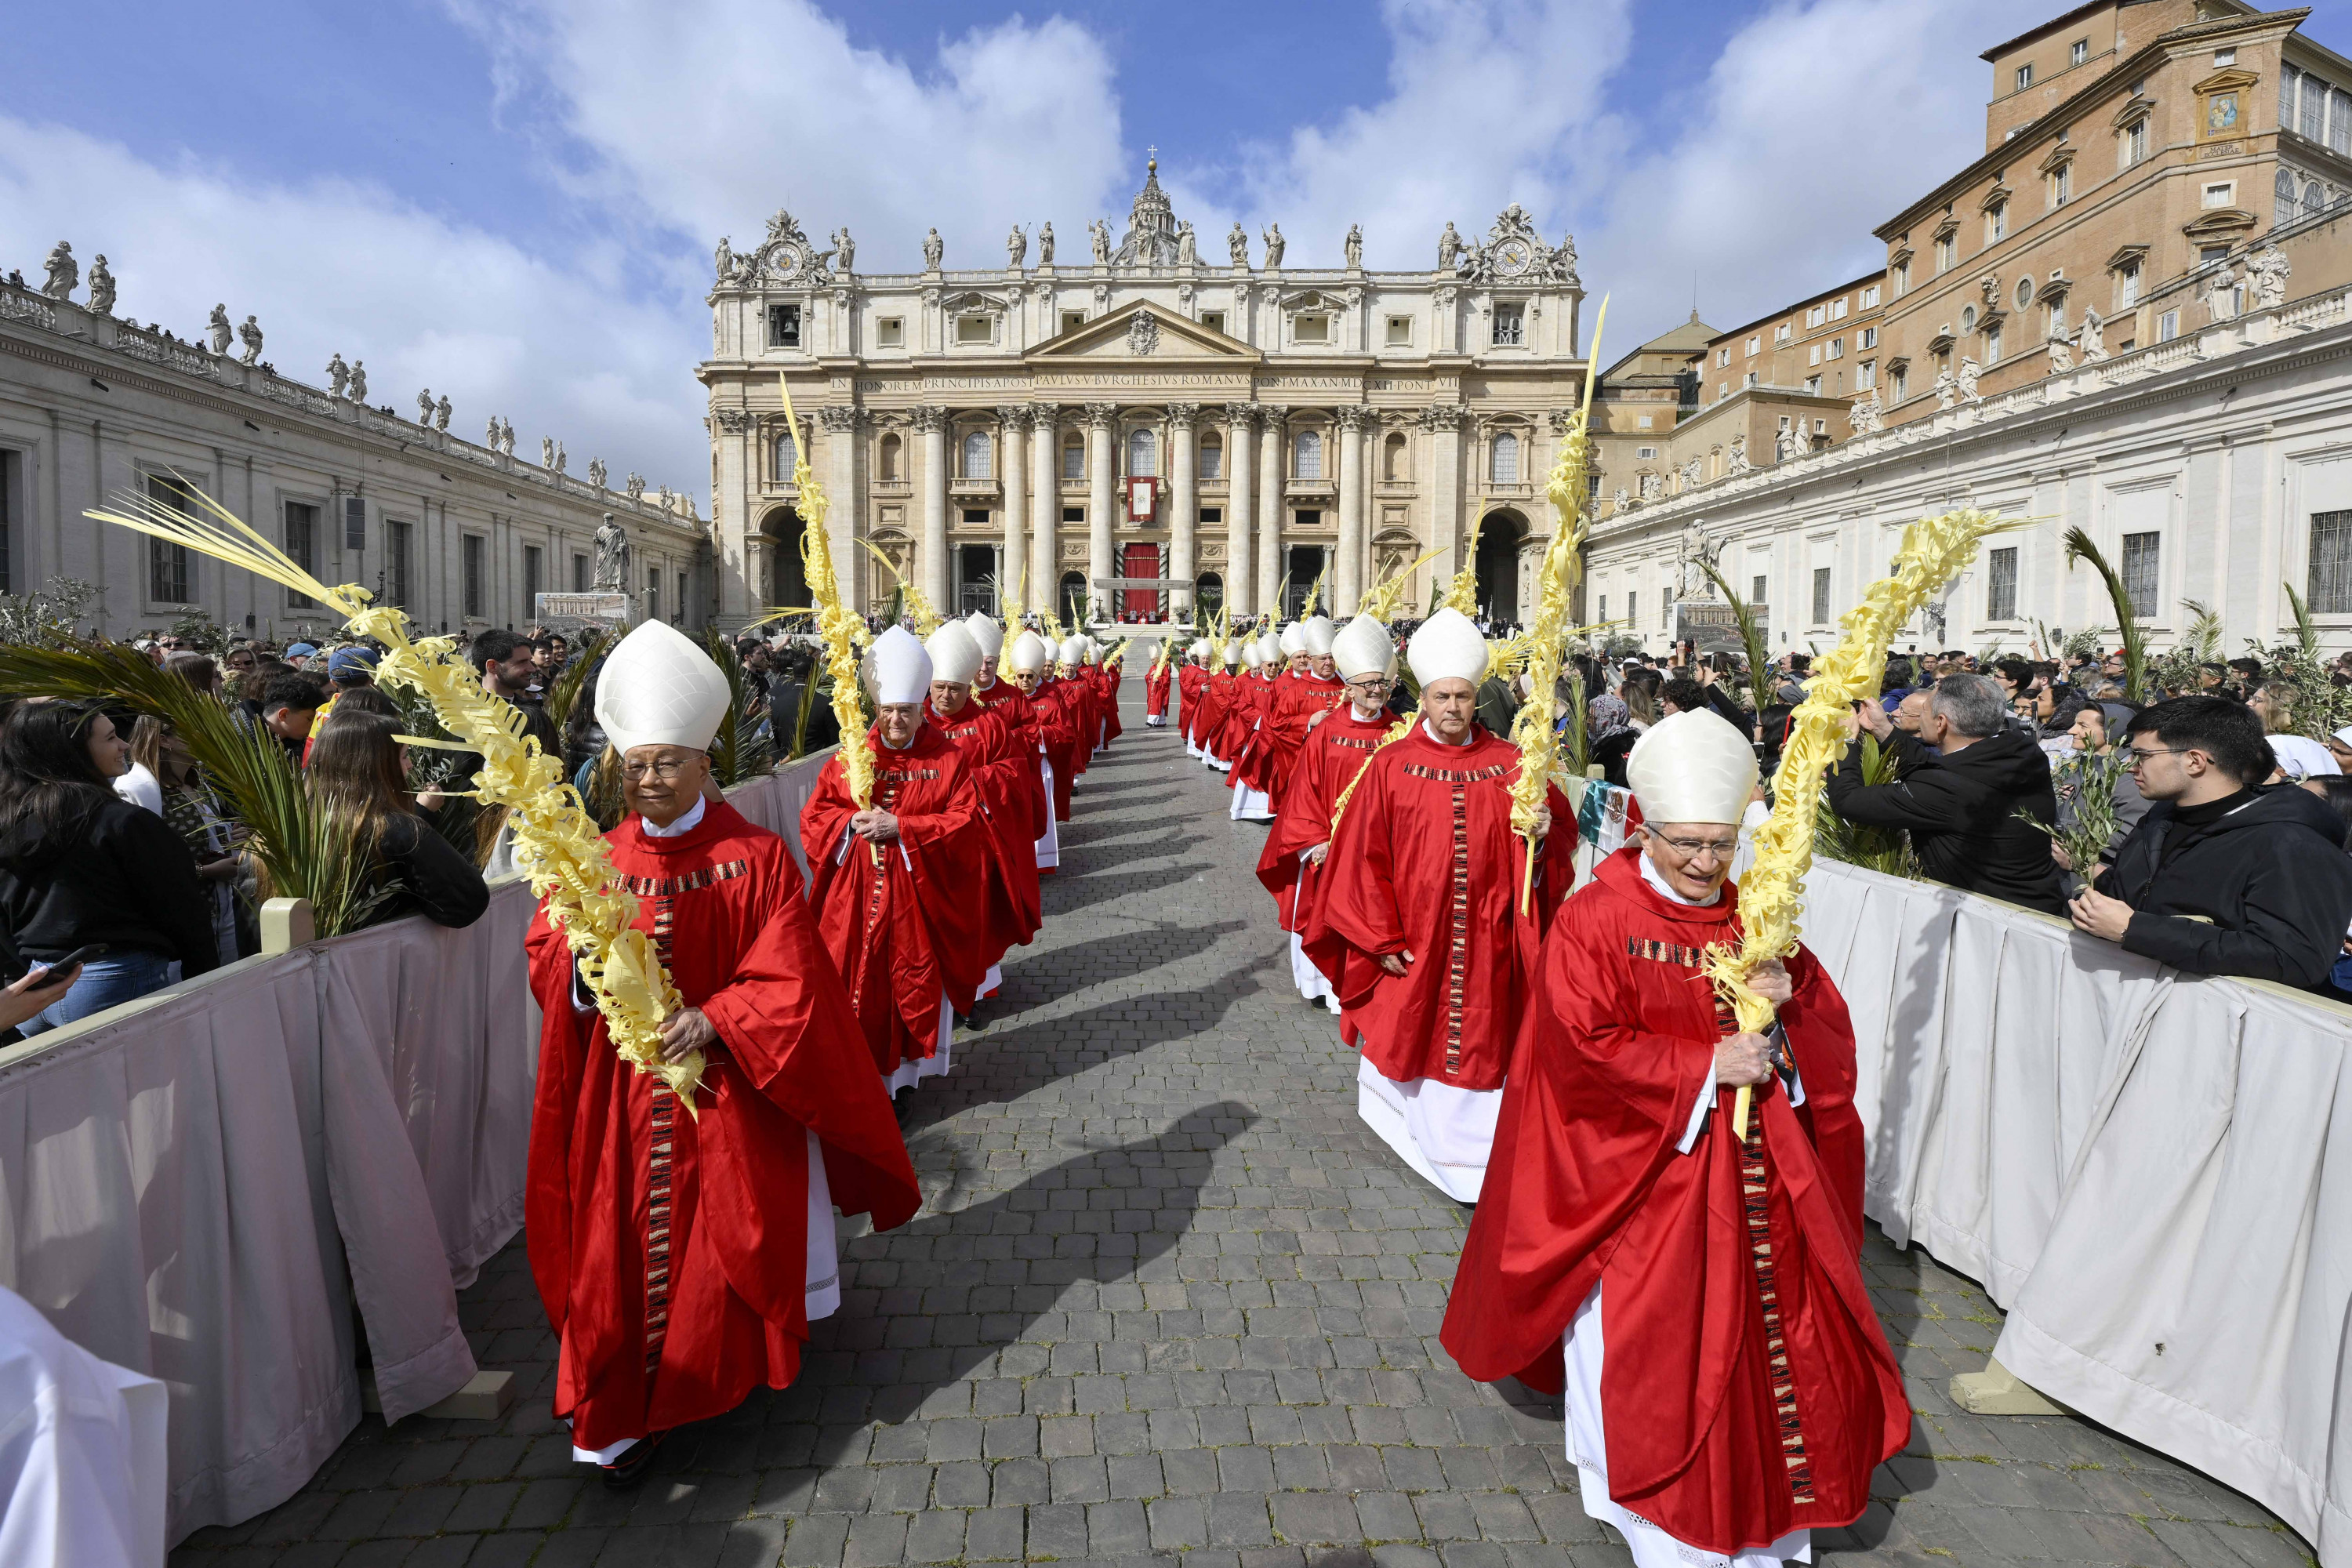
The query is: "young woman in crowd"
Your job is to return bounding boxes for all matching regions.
[303,710,490,930]
[117,717,245,965]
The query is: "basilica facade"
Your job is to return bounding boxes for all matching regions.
[699,164,1591,626]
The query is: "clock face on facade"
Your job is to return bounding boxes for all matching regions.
[765,240,807,281]
[1495,238,1534,275]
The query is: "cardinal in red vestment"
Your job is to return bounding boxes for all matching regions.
[924,621,1043,989]
[800,626,991,1095]
[1009,634,1084,826]
[1195,645,1242,769]
[1087,642,1123,750]
[1144,645,1174,727]
[1236,616,1345,818]
[1179,642,1213,757]
[1304,608,1573,1202]
[1257,613,1398,1014]
[1214,640,1278,808]
[977,628,1063,869]
[1442,709,1904,1568]
[527,620,920,1489]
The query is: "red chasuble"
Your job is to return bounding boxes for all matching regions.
[1302,724,1575,1090]
[1023,682,1085,821]
[1214,674,1275,778]
[1192,672,1236,757]
[524,799,920,1452]
[1144,662,1172,720]
[1440,848,1902,1557]
[926,696,1043,956]
[969,681,1058,834]
[1090,664,1123,746]
[799,724,989,1073]
[1178,665,1209,745]
[1255,706,1394,933]
[1236,673,1346,804]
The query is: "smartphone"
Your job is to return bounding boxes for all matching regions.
[37,944,107,978]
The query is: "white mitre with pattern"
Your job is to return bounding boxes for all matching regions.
[924,623,983,686]
[962,612,1004,657]
[1332,615,1396,681]
[1626,709,1759,826]
[594,619,732,754]
[865,626,934,706]
[1405,608,1487,688]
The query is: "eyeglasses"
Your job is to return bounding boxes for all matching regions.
[620,757,698,782]
[1650,832,1739,858]
[2124,746,2190,771]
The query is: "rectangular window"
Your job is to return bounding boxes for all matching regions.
[1062,441,1083,481]
[2333,88,2352,156]
[767,303,801,349]
[1860,285,1881,307]
[1806,305,1825,328]
[1200,311,1225,335]
[524,543,543,608]
[2048,296,2067,335]
[2121,531,2161,615]
[1831,298,1848,321]
[876,317,905,348]
[1828,338,1844,360]
[1858,359,1876,390]
[2051,162,2073,205]
[1744,371,1759,387]
[1935,234,1955,273]
[2016,64,2032,92]
[1860,325,1878,349]
[2158,310,2180,342]
[1811,567,1831,626]
[146,474,195,603]
[2118,260,2141,307]
[1635,445,1658,460]
[1775,323,1792,345]
[1598,594,1606,621]
[2202,181,2234,209]
[0,449,13,593]
[1986,322,2003,361]
[385,521,412,608]
[1296,313,1331,345]
[1986,545,2019,620]
[646,568,660,624]
[1751,574,1768,605]
[1716,347,1730,367]
[1892,366,1908,401]
[1637,416,1654,429]
[1809,345,1821,366]
[343,495,366,552]
[962,507,990,527]
[1385,315,1412,347]
[2303,74,2325,140]
[2310,509,2352,613]
[571,551,589,594]
[1199,442,1221,481]
[1626,591,1635,630]
[284,501,318,609]
[1490,303,1523,347]
[956,314,993,345]
[1746,335,1760,355]
[677,572,688,622]
[2071,39,2088,67]
[462,533,485,619]
[1987,201,2007,242]
[1803,375,1821,394]
[1893,261,1910,295]
[2122,118,2147,168]
[1061,311,1087,335]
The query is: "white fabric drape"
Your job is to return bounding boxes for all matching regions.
[0,1286,169,1568]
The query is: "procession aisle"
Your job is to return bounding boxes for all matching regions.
[170,679,2307,1568]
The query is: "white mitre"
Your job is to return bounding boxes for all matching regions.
[1240,640,1263,669]
[1278,622,1306,655]
[1257,632,1280,666]
[963,612,1004,658]
[865,625,934,706]
[1221,642,1242,665]
[1189,639,1210,663]
[1406,608,1488,688]
[1332,615,1396,681]
[1626,708,1759,826]
[1080,637,1100,666]
[1056,636,1087,667]
[594,619,732,754]
[1298,615,1338,657]
[1005,630,1052,673]
[925,622,983,685]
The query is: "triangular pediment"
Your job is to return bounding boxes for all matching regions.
[1025,299,1261,364]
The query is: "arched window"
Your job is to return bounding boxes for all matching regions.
[878,432,902,482]
[1294,429,1323,480]
[1062,434,1084,481]
[961,430,993,480]
[775,429,797,476]
[2278,168,2299,216]
[1127,427,1157,477]
[1490,431,1520,484]
[1383,432,1408,481]
[1200,432,1224,481]
[2307,180,2329,220]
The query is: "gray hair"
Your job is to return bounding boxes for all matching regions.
[1929,672,2009,739]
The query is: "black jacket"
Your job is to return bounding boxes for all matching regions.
[1824,727,2069,914]
[2094,786,2352,991]
[0,794,221,976]
[368,814,492,930]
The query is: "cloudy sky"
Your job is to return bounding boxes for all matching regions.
[8,0,2345,503]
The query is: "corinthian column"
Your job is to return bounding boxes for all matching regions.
[1223,403,1256,617]
[1167,403,1199,619]
[1029,406,1058,613]
[1084,403,1118,625]
[1336,405,1368,615]
[819,405,862,608]
[997,406,1029,618]
[914,405,949,610]
[712,408,753,623]
[1257,406,1286,616]
[1424,405,1465,592]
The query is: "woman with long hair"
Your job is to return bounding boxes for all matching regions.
[0,699,219,1033]
[305,710,489,929]
[118,716,244,965]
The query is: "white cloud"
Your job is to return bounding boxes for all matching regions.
[456,0,1131,274]
[0,117,710,493]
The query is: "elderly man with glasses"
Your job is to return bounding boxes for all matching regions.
[2069,695,2352,989]
[1257,614,1405,1015]
[1444,706,1904,1568]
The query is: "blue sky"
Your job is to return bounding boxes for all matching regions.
[6,0,2345,498]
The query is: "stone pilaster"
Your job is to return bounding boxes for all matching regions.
[1336,405,1368,616]
[914,405,949,611]
[1256,406,1285,618]
[1084,403,1118,624]
[1222,403,1256,618]
[1167,403,1199,619]
[997,405,1029,619]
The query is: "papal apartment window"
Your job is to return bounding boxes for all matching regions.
[1806,306,1825,328]
[767,303,801,349]
[1716,347,1730,368]
[1775,323,1791,345]
[2016,64,2032,92]
[1831,298,1849,321]
[1200,311,1225,335]
[284,501,318,609]
[1860,325,1878,349]
[1745,335,1760,355]
[462,534,486,619]
[1811,568,1831,626]
[1385,315,1413,347]
[956,314,993,346]
[1860,285,1880,308]
[2308,509,2352,614]
[2070,38,2088,67]
[1828,337,1844,360]
[876,318,905,348]
[1490,303,1523,347]
[146,474,196,603]
[387,521,412,607]
[1986,546,2019,620]
[1744,371,1759,387]
[2121,532,2161,615]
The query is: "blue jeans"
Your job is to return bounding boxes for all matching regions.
[19,951,178,1036]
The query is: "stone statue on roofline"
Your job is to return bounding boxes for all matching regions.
[238,314,263,365]
[418,389,436,424]
[1345,224,1363,269]
[922,227,944,270]
[833,227,856,275]
[434,394,451,431]
[1007,223,1026,269]
[1037,222,1054,264]
[1437,222,1461,272]
[593,513,630,593]
[207,305,233,354]
[40,241,76,301]
[713,236,735,285]
[347,360,368,401]
[86,255,117,315]
[1228,222,1249,267]
[1261,223,1286,268]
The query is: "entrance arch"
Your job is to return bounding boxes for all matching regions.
[1474,509,1529,623]
[1058,570,1088,629]
[760,506,809,613]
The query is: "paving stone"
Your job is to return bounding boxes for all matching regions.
[260,700,2316,1566]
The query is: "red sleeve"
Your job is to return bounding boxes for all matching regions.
[797,755,856,906]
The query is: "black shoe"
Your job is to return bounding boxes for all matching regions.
[597,1431,667,1490]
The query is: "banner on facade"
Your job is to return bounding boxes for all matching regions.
[1091,577,1193,590]
[1124,477,1158,522]
[535,591,631,626]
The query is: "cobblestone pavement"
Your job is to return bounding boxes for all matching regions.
[174,688,2313,1568]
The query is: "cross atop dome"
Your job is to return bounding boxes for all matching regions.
[1116,151,1183,268]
